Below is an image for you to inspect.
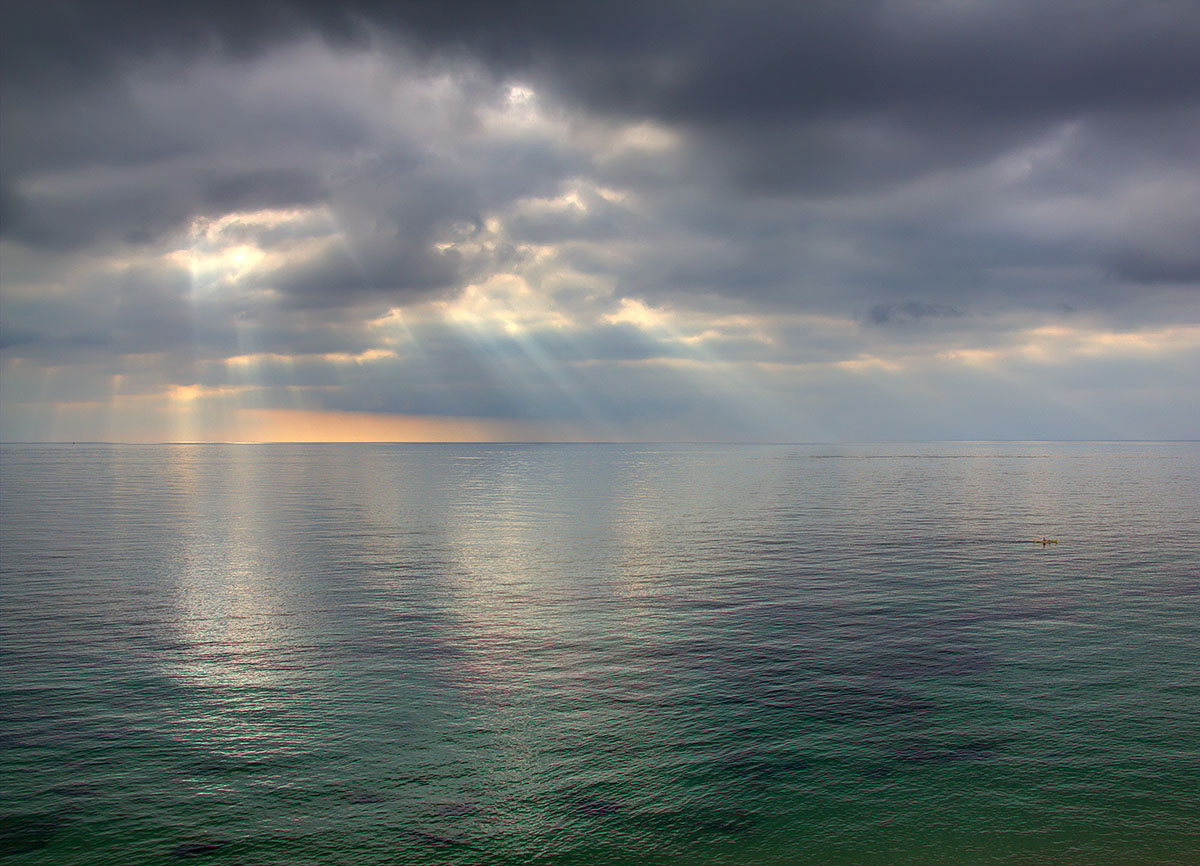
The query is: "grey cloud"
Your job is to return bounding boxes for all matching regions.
[1106,249,1200,286]
[15,2,1198,116]
[201,169,327,214]
[867,302,963,326]
[2,261,194,362]
[504,192,637,246]
[261,234,463,309]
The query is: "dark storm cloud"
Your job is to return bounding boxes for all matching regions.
[12,2,1200,108]
[6,0,1197,256]
[9,2,1200,157]
[1,166,328,250]
[1,259,196,364]
[0,39,366,249]
[867,302,962,326]
[1108,249,1200,285]
[251,138,580,309]
[201,169,327,214]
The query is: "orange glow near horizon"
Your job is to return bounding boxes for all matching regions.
[221,408,595,443]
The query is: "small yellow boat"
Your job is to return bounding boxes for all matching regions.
[1031,538,1058,544]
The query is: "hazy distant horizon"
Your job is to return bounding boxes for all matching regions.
[4,438,1199,447]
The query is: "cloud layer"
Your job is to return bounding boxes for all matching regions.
[2,1,1197,440]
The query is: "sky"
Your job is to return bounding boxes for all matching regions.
[2,1,1197,442]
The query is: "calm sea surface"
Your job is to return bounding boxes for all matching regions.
[1,443,1198,864]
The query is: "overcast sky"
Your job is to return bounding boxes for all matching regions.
[2,0,1197,441]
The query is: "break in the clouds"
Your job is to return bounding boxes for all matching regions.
[2,1,1198,441]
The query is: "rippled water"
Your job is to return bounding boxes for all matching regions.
[2,443,1198,864]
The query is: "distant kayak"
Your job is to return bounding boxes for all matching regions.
[1031,539,1058,544]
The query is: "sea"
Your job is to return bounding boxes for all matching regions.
[1,442,1198,864]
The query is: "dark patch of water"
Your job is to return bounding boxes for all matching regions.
[0,813,60,856]
[888,738,1003,764]
[761,682,936,722]
[170,839,232,858]
[49,784,101,798]
[181,756,273,776]
[718,749,812,781]
[871,645,995,679]
[403,828,467,846]
[569,798,624,816]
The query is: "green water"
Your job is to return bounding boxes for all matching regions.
[2,443,1198,863]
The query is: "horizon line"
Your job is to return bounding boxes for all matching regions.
[2,439,1197,446]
